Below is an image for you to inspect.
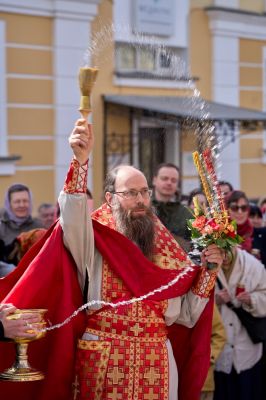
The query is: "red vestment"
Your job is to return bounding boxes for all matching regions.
[0,218,214,400]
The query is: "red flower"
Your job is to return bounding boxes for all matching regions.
[192,216,207,230]
[227,230,236,238]
[207,219,220,232]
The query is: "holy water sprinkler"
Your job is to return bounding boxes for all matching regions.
[78,67,98,120]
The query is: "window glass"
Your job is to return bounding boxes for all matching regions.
[139,47,155,71]
[117,45,136,70]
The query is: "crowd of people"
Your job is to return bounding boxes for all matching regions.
[151,165,266,400]
[0,185,56,277]
[0,120,266,400]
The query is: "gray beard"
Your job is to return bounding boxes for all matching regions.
[112,202,155,260]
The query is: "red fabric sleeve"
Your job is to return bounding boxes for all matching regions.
[0,223,86,400]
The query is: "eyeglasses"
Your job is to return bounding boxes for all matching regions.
[229,205,249,212]
[112,188,152,200]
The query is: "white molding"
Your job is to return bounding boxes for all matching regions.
[0,0,101,20]
[7,73,53,80]
[239,62,262,68]
[207,9,266,40]
[0,0,53,17]
[113,76,194,89]
[214,86,262,91]
[53,0,99,21]
[16,165,54,171]
[212,36,239,104]
[0,162,16,176]
[9,136,54,140]
[214,0,238,8]
[263,47,266,111]
[263,130,266,164]
[7,43,52,51]
[262,48,266,162]
[8,103,54,109]
[239,86,262,91]
[240,159,263,163]
[240,133,264,139]
[53,6,100,196]
[0,21,7,157]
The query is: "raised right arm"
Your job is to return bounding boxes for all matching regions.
[59,120,95,290]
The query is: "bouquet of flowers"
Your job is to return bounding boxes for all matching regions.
[188,148,243,267]
[188,197,242,251]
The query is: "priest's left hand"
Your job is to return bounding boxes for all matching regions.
[201,244,224,269]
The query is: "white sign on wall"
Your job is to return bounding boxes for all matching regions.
[133,0,174,37]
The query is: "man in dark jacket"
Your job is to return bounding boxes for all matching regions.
[152,163,192,251]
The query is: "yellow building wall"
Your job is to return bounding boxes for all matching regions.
[240,138,264,159]
[190,0,213,8]
[0,12,55,210]
[7,48,52,75]
[240,91,263,110]
[189,9,212,100]
[181,131,197,152]
[9,141,54,166]
[8,108,54,136]
[0,13,52,45]
[106,106,131,156]
[241,164,266,198]
[239,0,264,13]
[107,105,130,133]
[240,67,262,87]
[8,79,53,104]
[240,38,266,63]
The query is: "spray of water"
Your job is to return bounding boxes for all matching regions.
[38,265,193,333]
[45,23,223,332]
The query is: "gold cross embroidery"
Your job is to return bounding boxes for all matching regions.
[146,349,159,365]
[107,366,124,385]
[144,367,160,385]
[130,323,144,336]
[111,348,123,365]
[109,387,123,399]
[144,388,159,400]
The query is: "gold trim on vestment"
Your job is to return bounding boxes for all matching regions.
[85,328,167,343]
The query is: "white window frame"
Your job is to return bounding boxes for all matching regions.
[0,20,7,158]
[0,20,20,175]
[263,47,266,164]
